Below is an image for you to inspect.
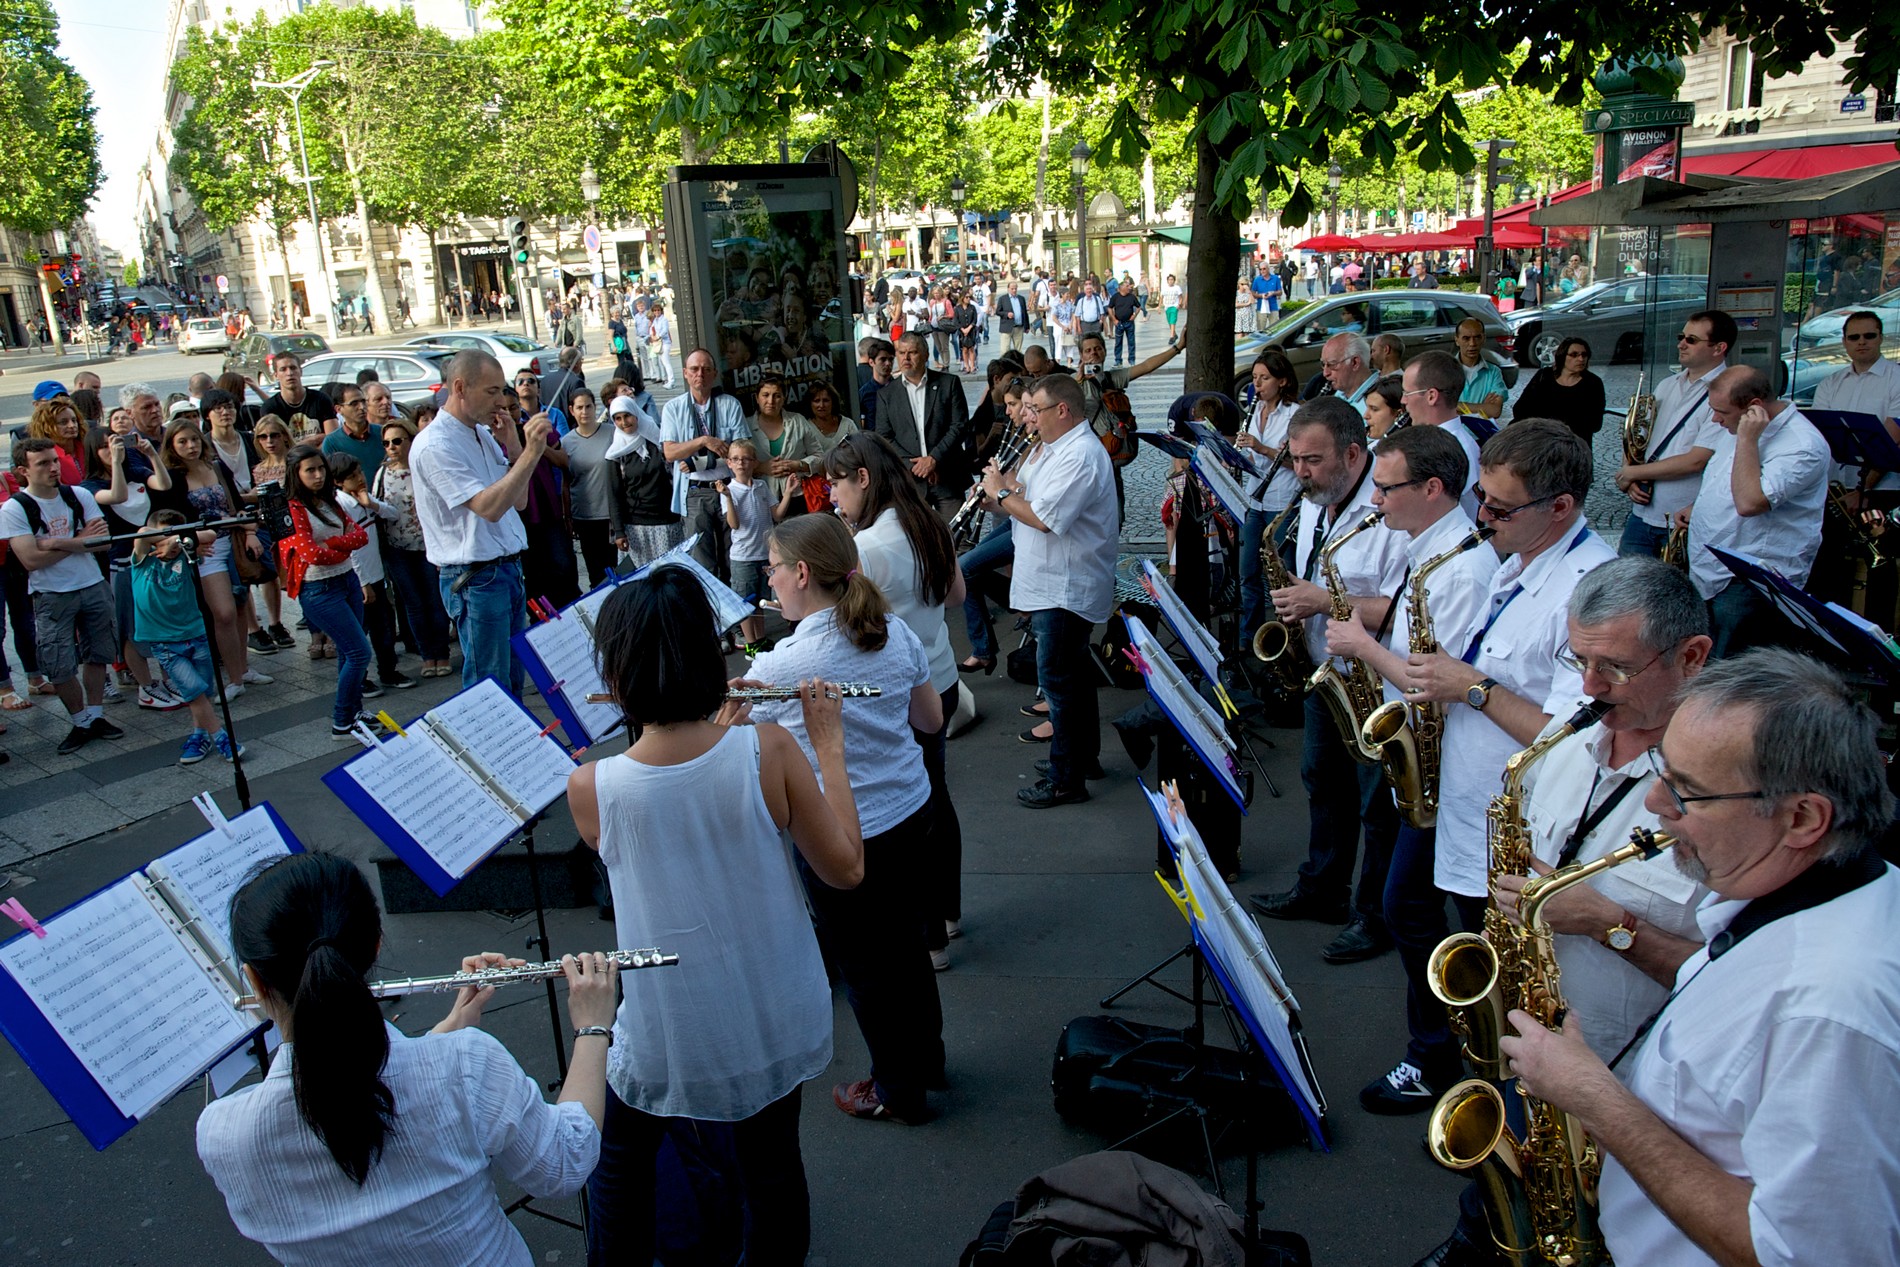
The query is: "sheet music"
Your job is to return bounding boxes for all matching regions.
[1139,560,1223,681]
[636,536,754,632]
[344,731,517,878]
[145,807,296,965]
[426,680,574,812]
[1191,446,1247,521]
[0,880,253,1121]
[522,590,624,744]
[1127,616,1236,777]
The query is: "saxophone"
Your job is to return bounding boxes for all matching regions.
[1428,827,1675,1267]
[1427,700,1609,1081]
[1250,496,1314,694]
[1307,510,1390,763]
[1361,525,1497,829]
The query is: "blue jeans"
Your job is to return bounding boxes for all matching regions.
[437,559,527,695]
[1113,321,1135,364]
[1384,823,1489,1080]
[298,573,372,729]
[959,522,1014,660]
[1238,505,1297,636]
[1030,607,1099,790]
[384,547,450,661]
[1618,515,1668,560]
[1296,691,1398,920]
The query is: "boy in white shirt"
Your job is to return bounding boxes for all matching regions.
[329,452,411,694]
[719,439,797,651]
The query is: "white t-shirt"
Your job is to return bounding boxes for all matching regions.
[0,485,106,593]
[406,411,529,567]
[854,507,956,695]
[721,478,773,563]
[1161,284,1183,309]
[1009,423,1119,623]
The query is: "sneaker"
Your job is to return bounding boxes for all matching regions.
[380,670,416,690]
[1359,1060,1438,1115]
[138,684,185,711]
[294,617,310,631]
[269,623,295,649]
[930,948,950,972]
[87,716,125,740]
[945,920,962,940]
[223,682,245,701]
[332,712,388,740]
[178,730,213,765]
[1017,778,1089,809]
[56,725,94,757]
[114,667,137,688]
[360,679,385,699]
[100,681,125,705]
[241,668,274,685]
[213,730,245,762]
[246,631,278,655]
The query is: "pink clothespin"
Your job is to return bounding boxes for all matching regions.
[1121,645,1151,676]
[547,679,566,695]
[542,599,563,620]
[1,898,46,939]
[536,718,562,739]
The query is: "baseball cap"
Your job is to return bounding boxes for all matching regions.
[168,399,203,420]
[31,380,67,403]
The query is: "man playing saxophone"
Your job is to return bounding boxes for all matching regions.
[1321,426,1503,1106]
[1409,556,1711,1267]
[1249,397,1408,966]
[1382,421,1616,1113]
[1503,650,1900,1267]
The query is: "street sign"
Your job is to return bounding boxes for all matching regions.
[1411,211,1427,229]
[583,225,602,253]
[1842,96,1867,114]
[215,274,229,293]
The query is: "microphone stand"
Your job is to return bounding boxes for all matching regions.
[106,514,262,811]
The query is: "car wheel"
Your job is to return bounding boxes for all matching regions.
[1612,332,1641,365]
[1527,330,1562,368]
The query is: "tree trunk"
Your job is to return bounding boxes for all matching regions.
[867,133,884,267]
[1182,103,1241,396]
[339,140,393,336]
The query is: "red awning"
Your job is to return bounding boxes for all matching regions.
[1355,232,1470,250]
[1682,142,1900,181]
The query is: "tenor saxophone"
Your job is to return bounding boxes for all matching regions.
[1428,827,1674,1267]
[1307,510,1390,763]
[1361,525,1496,828]
[1250,496,1314,694]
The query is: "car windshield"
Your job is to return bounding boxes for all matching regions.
[278,334,329,354]
[491,335,538,352]
[1543,281,1621,312]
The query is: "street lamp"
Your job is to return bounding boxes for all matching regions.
[254,60,336,332]
[1326,163,1343,235]
[1071,139,1091,279]
[950,176,967,267]
[580,160,603,298]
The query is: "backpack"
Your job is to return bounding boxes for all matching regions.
[1095,384,1139,468]
[13,484,86,539]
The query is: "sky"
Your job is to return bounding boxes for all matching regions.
[51,0,172,259]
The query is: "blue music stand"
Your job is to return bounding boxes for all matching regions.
[1711,546,1900,683]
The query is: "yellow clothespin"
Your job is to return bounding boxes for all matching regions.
[1154,871,1193,923]
[375,710,408,738]
[1212,682,1237,720]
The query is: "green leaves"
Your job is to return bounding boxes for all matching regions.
[0,0,100,232]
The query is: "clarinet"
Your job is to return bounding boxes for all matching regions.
[950,423,1036,550]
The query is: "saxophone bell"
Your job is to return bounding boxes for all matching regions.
[1427,1080,1540,1266]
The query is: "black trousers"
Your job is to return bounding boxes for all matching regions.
[916,684,963,951]
[1296,690,1398,922]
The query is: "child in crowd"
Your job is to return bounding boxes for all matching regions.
[718,438,798,652]
[328,452,410,694]
[131,510,245,765]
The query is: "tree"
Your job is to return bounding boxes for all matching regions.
[0,0,102,232]
[122,259,139,288]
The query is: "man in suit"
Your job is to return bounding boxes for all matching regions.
[993,280,1033,356]
[875,332,971,514]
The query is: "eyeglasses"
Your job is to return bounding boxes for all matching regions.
[1555,643,1665,685]
[383,438,408,448]
[1319,358,1350,370]
[1399,387,1430,399]
[1565,349,1591,359]
[257,432,286,443]
[1372,477,1423,496]
[1647,754,1771,816]
[1844,332,1882,342]
[1473,486,1558,521]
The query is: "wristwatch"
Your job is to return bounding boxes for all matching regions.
[995,488,1015,505]
[572,1026,614,1046]
[1606,912,1639,953]
[1465,677,1498,710]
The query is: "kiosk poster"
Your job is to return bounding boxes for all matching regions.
[662,165,857,417]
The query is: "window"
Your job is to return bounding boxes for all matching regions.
[382,356,428,382]
[1373,299,1436,331]
[1724,44,1765,136]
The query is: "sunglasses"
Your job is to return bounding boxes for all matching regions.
[1844,332,1882,342]
[383,438,408,448]
[1473,486,1558,521]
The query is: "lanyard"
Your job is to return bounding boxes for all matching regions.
[1555,767,1648,868]
[1461,524,1591,664]
[1301,461,1373,582]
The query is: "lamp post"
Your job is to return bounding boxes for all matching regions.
[1326,163,1343,235]
[950,176,967,270]
[580,159,603,307]
[1071,139,1091,280]
[254,61,335,333]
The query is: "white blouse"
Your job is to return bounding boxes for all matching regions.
[853,507,956,695]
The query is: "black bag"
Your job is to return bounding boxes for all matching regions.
[1006,634,1039,685]
[1052,1015,1298,1141]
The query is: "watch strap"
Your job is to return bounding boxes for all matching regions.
[573,1025,614,1046]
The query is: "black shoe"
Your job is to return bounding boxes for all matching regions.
[269,623,295,649]
[246,630,278,655]
[1018,778,1089,808]
[1035,757,1106,780]
[87,716,125,741]
[1247,886,1350,924]
[1360,1060,1439,1115]
[1019,701,1048,718]
[1017,726,1052,744]
[1411,1229,1506,1267]
[360,679,385,699]
[1321,915,1394,964]
[56,725,94,757]
[381,670,417,690]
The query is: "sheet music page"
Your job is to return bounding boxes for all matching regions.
[1128,617,1233,759]
[426,680,574,813]
[522,597,623,743]
[637,537,754,632]
[147,807,295,964]
[1139,560,1223,680]
[344,730,516,878]
[0,880,253,1121]
[1191,447,1248,521]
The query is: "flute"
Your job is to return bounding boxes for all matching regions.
[585,683,883,703]
[234,947,679,1009]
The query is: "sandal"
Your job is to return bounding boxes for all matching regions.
[958,656,996,675]
[32,679,57,696]
[0,689,30,711]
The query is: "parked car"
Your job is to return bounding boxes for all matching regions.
[299,348,455,409]
[1236,289,1519,391]
[403,331,556,381]
[879,269,930,296]
[1505,273,1707,368]
[1788,286,1900,349]
[177,317,230,355]
[223,330,333,380]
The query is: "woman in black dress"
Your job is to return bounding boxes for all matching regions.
[1510,337,1607,441]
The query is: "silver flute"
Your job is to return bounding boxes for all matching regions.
[234,948,678,1008]
[585,683,882,703]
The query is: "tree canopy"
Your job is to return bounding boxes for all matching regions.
[0,0,101,233]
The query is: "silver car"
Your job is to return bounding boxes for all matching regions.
[403,331,558,380]
[300,349,456,409]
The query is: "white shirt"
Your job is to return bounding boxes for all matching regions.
[196,1025,598,1267]
[1008,422,1119,623]
[1075,293,1107,324]
[1600,863,1900,1267]
[1378,507,1496,708]
[1686,404,1830,597]
[1292,463,1408,666]
[1634,364,1726,528]
[1436,520,1615,896]
[1419,418,1487,521]
[899,374,930,459]
[749,606,932,837]
[1520,722,1706,1062]
[1243,399,1300,513]
[721,478,773,563]
[0,485,106,594]
[854,507,956,694]
[1162,284,1183,308]
[406,411,529,567]
[658,392,747,483]
[1810,356,1900,492]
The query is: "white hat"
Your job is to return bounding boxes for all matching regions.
[168,399,202,420]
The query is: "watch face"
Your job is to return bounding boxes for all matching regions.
[1466,685,1487,708]
[1607,927,1635,951]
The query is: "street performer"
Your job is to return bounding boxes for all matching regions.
[1502,649,1900,1267]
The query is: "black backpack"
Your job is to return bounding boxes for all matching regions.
[13,485,86,539]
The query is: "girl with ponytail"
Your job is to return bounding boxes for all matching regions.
[196,852,618,1265]
[743,512,947,1124]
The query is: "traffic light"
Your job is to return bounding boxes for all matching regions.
[509,218,530,265]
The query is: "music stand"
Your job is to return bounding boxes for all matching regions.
[1807,409,1900,474]
[1711,547,1900,683]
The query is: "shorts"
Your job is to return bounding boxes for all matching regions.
[729,558,768,608]
[32,581,117,684]
[197,533,233,573]
[150,638,215,703]
[1164,306,1179,324]
[110,566,148,656]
